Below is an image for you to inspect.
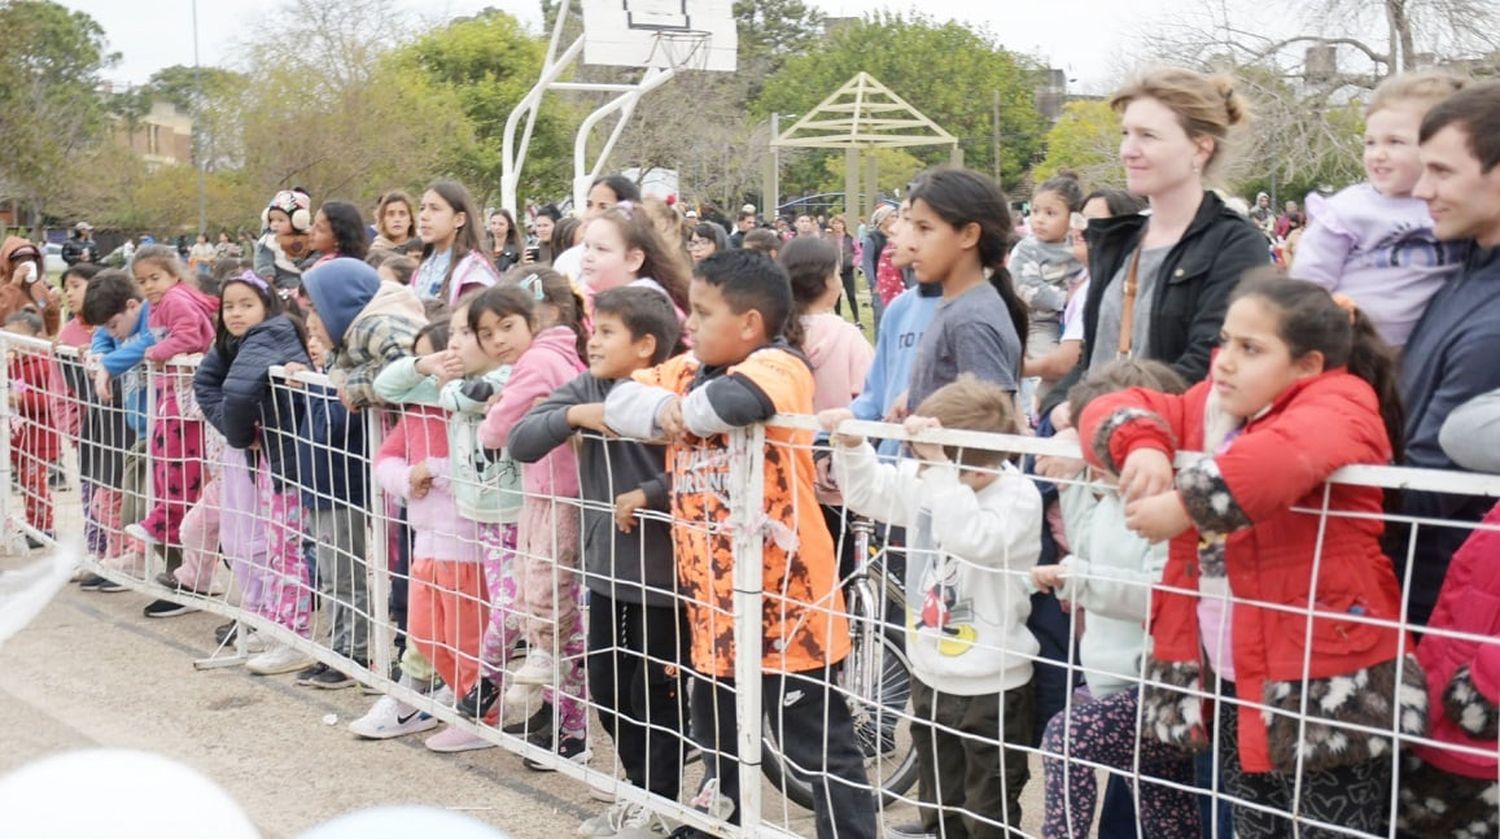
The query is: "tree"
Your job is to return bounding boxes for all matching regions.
[0,0,117,234]
[1034,101,1123,189]
[138,65,249,172]
[754,13,1046,197]
[237,0,476,208]
[816,147,925,204]
[395,9,574,207]
[733,0,824,101]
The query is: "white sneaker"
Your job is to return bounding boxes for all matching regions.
[579,802,674,838]
[502,682,547,725]
[349,694,439,740]
[245,643,313,676]
[511,649,555,685]
[424,724,497,753]
[614,804,676,838]
[578,801,635,836]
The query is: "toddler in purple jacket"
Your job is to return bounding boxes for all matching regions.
[1292,71,1469,347]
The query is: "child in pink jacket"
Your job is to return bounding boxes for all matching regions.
[473,269,589,761]
[374,320,492,752]
[127,244,217,565]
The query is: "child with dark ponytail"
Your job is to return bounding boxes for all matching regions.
[902,166,1028,413]
[1077,269,1422,837]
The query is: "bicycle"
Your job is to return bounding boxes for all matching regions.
[761,515,919,808]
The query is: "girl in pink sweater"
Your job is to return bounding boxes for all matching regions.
[474,267,590,760]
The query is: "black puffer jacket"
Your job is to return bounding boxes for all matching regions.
[194,315,310,484]
[1044,191,1269,414]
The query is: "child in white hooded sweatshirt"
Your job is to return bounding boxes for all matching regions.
[829,373,1041,836]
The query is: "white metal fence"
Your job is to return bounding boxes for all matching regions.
[5,328,1500,839]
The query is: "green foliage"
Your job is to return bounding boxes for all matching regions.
[817,147,925,200]
[733,0,823,100]
[396,9,574,207]
[236,0,476,210]
[1034,100,1122,190]
[755,12,1046,197]
[0,0,117,232]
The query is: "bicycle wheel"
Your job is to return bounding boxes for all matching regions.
[761,624,918,809]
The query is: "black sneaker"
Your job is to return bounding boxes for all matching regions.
[306,665,356,690]
[295,663,330,685]
[214,620,239,645]
[24,533,52,550]
[522,735,590,772]
[95,576,128,593]
[456,676,502,720]
[143,598,195,618]
[79,573,110,591]
[501,701,553,736]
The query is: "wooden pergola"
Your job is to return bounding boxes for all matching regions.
[771,72,962,218]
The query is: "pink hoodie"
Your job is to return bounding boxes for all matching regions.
[375,405,482,562]
[478,325,586,498]
[146,281,218,362]
[801,312,874,412]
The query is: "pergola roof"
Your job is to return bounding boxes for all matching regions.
[771,72,958,150]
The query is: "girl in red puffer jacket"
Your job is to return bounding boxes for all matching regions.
[1078,270,1426,838]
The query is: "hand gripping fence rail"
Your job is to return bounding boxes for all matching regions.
[6,329,1500,838]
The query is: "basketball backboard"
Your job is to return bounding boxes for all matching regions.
[580,0,738,73]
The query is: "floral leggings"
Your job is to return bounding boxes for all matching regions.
[477,522,586,742]
[1041,686,1200,838]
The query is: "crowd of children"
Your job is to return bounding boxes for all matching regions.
[12,64,1500,839]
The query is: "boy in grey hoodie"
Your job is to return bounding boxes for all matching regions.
[508,287,687,833]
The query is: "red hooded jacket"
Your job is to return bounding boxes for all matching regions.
[9,351,58,461]
[1413,500,1500,779]
[1079,369,1407,772]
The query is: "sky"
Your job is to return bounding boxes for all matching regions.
[59,0,1177,94]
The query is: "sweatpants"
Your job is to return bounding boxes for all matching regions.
[409,559,487,698]
[1218,683,1391,838]
[139,392,204,548]
[477,522,587,741]
[1041,686,1199,838]
[587,589,690,799]
[310,504,369,663]
[911,678,1034,838]
[690,667,878,839]
[171,473,221,593]
[513,497,582,650]
[12,448,52,534]
[220,448,310,635]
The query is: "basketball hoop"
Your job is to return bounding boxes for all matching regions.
[647,28,713,72]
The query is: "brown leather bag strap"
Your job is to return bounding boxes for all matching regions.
[1117,246,1144,360]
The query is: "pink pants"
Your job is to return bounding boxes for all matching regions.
[220,448,310,636]
[478,522,586,740]
[171,473,221,593]
[140,392,204,546]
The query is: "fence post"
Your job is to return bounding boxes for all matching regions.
[0,333,13,552]
[364,408,394,684]
[729,423,766,836]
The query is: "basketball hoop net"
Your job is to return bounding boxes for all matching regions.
[646,29,712,72]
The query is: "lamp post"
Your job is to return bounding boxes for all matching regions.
[192,0,206,237]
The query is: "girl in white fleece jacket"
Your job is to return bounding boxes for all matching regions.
[829,373,1042,835]
[1029,358,1198,838]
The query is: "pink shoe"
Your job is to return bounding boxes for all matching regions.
[103,552,146,577]
[424,725,496,753]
